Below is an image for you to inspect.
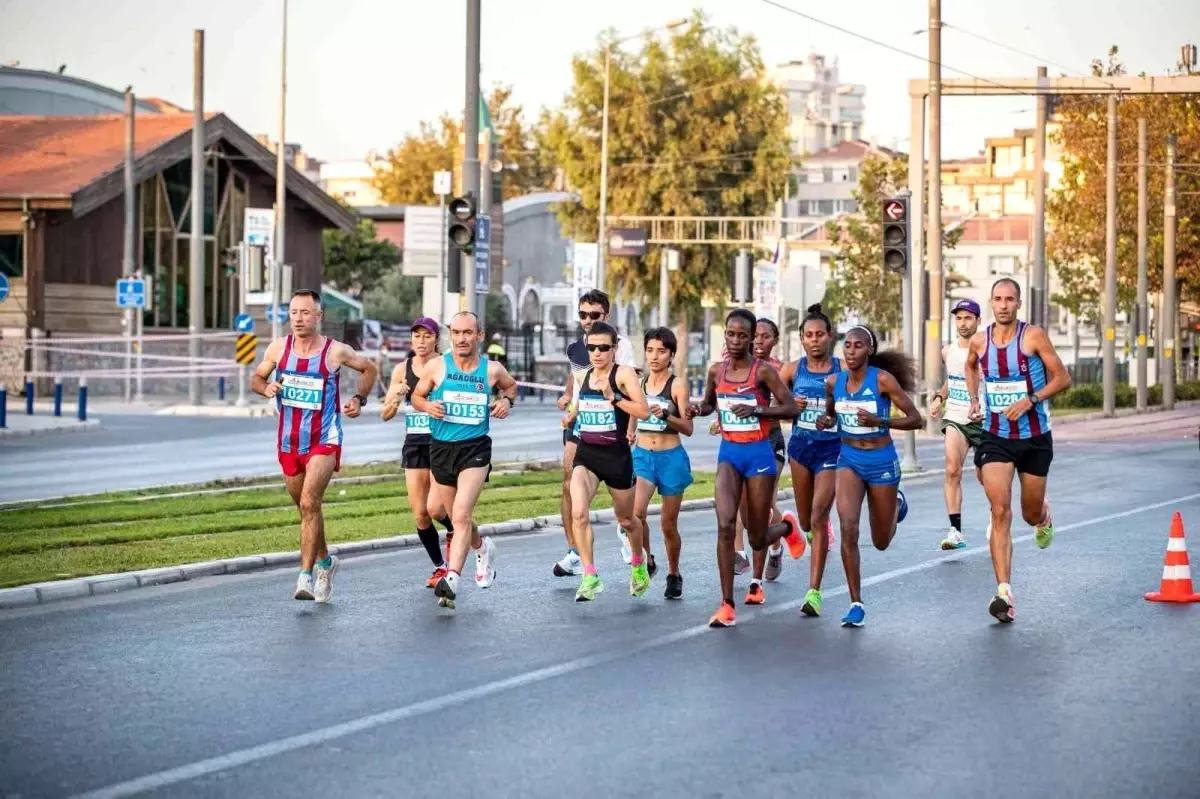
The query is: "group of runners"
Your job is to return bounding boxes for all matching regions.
[252,277,1070,626]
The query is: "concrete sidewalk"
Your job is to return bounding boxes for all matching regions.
[0,413,99,438]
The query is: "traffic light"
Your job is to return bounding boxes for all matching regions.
[447,193,477,254]
[882,196,909,275]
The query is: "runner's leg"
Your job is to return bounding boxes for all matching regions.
[808,468,837,591]
[981,462,1017,585]
[560,440,578,552]
[790,457,816,533]
[570,466,602,571]
[835,468,868,604]
[864,482,900,550]
[446,467,488,575]
[660,494,683,574]
[715,463,744,606]
[406,467,443,569]
[943,426,969,539]
[299,455,336,571]
[634,476,656,567]
[1017,472,1049,527]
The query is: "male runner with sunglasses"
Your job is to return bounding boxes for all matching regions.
[554,290,639,578]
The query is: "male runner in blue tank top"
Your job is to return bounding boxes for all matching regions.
[965,278,1071,623]
[410,311,519,610]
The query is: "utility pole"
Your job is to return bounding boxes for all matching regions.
[1101,94,1117,417]
[923,0,943,434]
[898,186,920,472]
[461,0,482,319]
[1163,133,1177,409]
[597,43,612,294]
[189,30,205,406]
[1136,118,1149,410]
[123,88,135,404]
[1031,66,1048,328]
[274,0,288,340]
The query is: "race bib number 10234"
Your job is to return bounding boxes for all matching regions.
[280,373,324,411]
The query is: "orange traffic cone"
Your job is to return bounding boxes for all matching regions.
[1145,512,1200,603]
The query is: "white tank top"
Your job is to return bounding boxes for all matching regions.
[944,339,975,425]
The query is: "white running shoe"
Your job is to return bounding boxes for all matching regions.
[618,528,633,565]
[475,536,497,588]
[294,571,315,601]
[554,551,582,577]
[940,529,967,550]
[313,555,339,603]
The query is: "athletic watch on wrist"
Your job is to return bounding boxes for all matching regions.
[354,393,369,406]
[502,396,514,407]
[1028,392,1041,406]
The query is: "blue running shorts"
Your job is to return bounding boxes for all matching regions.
[787,435,841,475]
[717,438,778,479]
[837,442,902,486]
[632,445,694,497]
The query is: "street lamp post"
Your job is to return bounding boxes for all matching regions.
[596,18,688,293]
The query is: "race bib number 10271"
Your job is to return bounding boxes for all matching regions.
[280,373,324,411]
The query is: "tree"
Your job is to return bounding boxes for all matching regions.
[823,155,963,338]
[362,269,424,324]
[540,12,791,314]
[1048,46,1200,324]
[322,218,401,296]
[488,84,559,197]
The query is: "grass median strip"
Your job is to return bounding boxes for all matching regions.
[0,470,775,589]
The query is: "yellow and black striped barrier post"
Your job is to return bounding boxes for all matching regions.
[235,334,258,366]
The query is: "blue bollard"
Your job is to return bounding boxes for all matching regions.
[53,377,63,418]
[0,385,7,429]
[77,377,88,422]
[25,376,33,415]
[219,376,226,401]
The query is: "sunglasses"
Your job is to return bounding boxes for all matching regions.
[579,311,604,321]
[586,344,613,353]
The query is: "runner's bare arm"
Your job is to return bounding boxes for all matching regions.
[1027,326,1072,400]
[410,359,446,419]
[879,371,924,430]
[815,374,837,429]
[557,370,573,411]
[732,363,797,420]
[777,359,797,389]
[964,331,986,419]
[381,363,408,421]
[488,362,518,419]
[615,366,650,421]
[330,345,378,418]
[667,374,695,436]
[686,363,720,418]
[251,338,286,398]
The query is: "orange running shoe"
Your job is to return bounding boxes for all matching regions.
[709,602,737,628]
[426,567,448,588]
[744,582,765,605]
[781,511,806,559]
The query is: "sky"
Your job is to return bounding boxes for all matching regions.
[2,0,1196,165]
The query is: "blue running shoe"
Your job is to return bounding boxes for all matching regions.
[896,488,909,524]
[841,602,866,627]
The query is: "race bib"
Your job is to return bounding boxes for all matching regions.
[984,378,1027,412]
[442,389,488,425]
[637,396,671,432]
[404,405,431,432]
[835,399,881,436]
[577,397,617,433]
[946,375,971,412]
[280,373,324,411]
[793,393,827,431]
[717,393,759,432]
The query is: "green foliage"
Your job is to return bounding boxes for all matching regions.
[1048,46,1200,322]
[539,12,791,311]
[1051,379,1199,408]
[362,269,423,324]
[322,219,400,296]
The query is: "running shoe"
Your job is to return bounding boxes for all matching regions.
[989,586,1015,623]
[1035,499,1054,549]
[940,529,967,550]
[294,571,315,601]
[800,588,823,617]
[647,554,658,579]
[313,556,339,604]
[629,564,650,597]
[733,550,751,575]
[475,536,497,588]
[764,545,783,581]
[841,602,866,627]
[554,551,582,577]
[575,574,604,602]
[425,566,448,589]
[434,571,459,609]
[897,489,909,524]
[664,573,683,600]
[781,511,807,559]
[708,602,737,628]
[744,582,765,605]
[618,529,633,565]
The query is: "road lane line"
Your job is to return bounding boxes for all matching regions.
[68,491,1200,799]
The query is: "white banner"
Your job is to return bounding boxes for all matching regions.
[573,242,598,300]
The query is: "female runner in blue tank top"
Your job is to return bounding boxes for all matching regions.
[776,303,842,617]
[815,324,923,628]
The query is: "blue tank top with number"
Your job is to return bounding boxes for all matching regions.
[981,322,1052,440]
[790,356,841,442]
[429,353,490,442]
[832,366,891,441]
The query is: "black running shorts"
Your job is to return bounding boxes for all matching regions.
[430,436,493,487]
[974,432,1053,477]
[402,437,431,470]
[572,441,635,490]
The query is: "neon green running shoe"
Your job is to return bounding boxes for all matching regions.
[629,564,650,597]
[575,574,604,602]
[800,588,823,617]
[1035,499,1054,550]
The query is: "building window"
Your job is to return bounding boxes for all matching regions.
[822,167,834,183]
[848,166,858,182]
[989,256,1019,276]
[844,199,858,213]
[796,171,808,184]
[818,200,835,216]
[0,234,21,278]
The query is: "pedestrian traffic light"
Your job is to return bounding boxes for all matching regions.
[448,193,477,254]
[882,196,909,275]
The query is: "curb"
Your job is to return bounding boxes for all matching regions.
[155,404,274,418]
[0,419,101,439]
[0,466,955,610]
[1049,399,1200,427]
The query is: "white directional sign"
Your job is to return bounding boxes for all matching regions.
[573,242,598,301]
[433,170,452,197]
[884,200,906,222]
[244,208,275,262]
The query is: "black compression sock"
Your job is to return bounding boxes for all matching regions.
[949,513,962,532]
[435,515,455,533]
[416,526,444,567]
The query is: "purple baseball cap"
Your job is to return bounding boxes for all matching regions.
[952,298,981,317]
[411,316,440,335]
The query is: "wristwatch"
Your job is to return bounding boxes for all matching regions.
[502,396,514,407]
[1028,392,1041,406]
[354,393,369,406]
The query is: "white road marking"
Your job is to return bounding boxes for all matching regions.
[68,491,1200,799]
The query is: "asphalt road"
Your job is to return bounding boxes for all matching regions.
[1,432,1198,798]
